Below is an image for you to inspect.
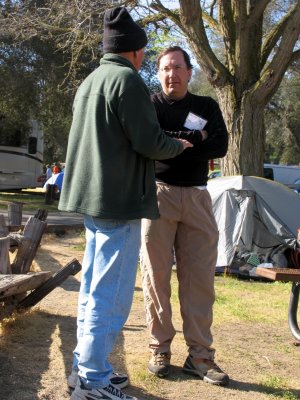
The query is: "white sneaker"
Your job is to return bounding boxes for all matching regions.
[70,380,138,400]
[67,369,129,389]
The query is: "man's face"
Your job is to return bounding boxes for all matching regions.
[158,51,192,100]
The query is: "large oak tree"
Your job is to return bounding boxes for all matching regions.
[144,0,300,175]
[1,1,300,174]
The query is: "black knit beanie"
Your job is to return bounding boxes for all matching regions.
[103,7,148,53]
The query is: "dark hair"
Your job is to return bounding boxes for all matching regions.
[157,46,193,70]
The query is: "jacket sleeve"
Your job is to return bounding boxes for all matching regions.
[175,97,228,162]
[118,75,184,160]
[164,129,203,144]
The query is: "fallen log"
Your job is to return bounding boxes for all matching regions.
[0,271,53,299]
[17,259,81,309]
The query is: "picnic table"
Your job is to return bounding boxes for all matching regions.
[0,202,81,320]
[256,267,300,343]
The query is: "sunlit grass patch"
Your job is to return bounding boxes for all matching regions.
[261,375,299,399]
[214,276,290,324]
[72,243,85,251]
[169,271,291,325]
[0,190,59,211]
[131,369,162,391]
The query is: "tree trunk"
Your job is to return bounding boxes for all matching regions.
[172,0,300,177]
[216,86,265,176]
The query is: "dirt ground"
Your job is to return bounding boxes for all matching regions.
[0,231,299,400]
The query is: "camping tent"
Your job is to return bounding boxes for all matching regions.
[207,176,300,270]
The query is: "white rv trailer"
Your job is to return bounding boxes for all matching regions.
[0,120,43,190]
[263,163,300,185]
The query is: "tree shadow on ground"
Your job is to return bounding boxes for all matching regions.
[0,311,76,400]
[0,253,163,400]
[0,309,165,400]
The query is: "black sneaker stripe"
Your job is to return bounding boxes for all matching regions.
[105,384,123,396]
[110,377,127,384]
[86,392,110,400]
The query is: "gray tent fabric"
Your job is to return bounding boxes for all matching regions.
[207,176,299,268]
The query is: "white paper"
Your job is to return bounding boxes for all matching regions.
[183,112,207,131]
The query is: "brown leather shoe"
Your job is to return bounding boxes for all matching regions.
[183,355,229,386]
[148,352,171,377]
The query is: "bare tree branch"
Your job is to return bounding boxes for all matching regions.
[255,2,300,103]
[260,3,298,70]
[248,0,271,22]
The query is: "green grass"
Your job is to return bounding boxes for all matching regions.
[261,376,299,399]
[0,190,60,212]
[72,243,86,251]
[214,277,290,323]
[170,271,291,325]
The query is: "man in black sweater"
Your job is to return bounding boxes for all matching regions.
[140,46,229,385]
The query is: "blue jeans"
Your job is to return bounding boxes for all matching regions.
[72,215,141,388]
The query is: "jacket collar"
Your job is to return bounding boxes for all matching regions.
[100,53,136,71]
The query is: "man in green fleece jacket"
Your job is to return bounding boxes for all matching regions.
[59,7,192,400]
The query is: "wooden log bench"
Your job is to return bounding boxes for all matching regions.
[10,214,48,274]
[0,271,53,319]
[7,201,23,228]
[0,271,53,299]
[0,206,82,320]
[256,267,300,343]
[0,259,81,320]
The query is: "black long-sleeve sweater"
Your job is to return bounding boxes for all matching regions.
[152,91,228,186]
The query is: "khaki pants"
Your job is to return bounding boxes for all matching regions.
[141,182,218,360]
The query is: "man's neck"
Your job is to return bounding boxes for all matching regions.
[162,91,189,102]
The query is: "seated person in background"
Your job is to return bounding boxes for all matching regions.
[43,170,64,194]
[52,164,61,174]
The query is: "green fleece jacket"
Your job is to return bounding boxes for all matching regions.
[58,54,183,219]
